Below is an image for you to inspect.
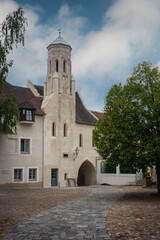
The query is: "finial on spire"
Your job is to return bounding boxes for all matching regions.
[57,28,61,37]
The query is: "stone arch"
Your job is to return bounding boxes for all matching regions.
[77,160,96,186]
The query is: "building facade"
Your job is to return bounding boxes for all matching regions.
[0,33,141,188]
[0,33,100,188]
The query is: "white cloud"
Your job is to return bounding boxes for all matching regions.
[1,0,87,86]
[0,0,18,22]
[1,0,160,110]
[73,0,160,85]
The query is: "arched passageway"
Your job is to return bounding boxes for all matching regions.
[77,160,96,186]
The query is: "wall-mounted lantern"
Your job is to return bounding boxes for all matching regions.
[73,147,79,160]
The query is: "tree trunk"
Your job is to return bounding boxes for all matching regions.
[156,160,160,195]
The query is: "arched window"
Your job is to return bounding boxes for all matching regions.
[56,59,59,72]
[79,134,83,147]
[100,161,105,173]
[49,60,51,74]
[63,60,66,73]
[64,123,67,137]
[52,122,56,136]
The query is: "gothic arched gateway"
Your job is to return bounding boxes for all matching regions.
[77,160,96,186]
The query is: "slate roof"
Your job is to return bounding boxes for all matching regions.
[34,85,44,96]
[48,34,72,49]
[2,82,44,115]
[33,84,98,125]
[2,82,101,125]
[75,92,97,126]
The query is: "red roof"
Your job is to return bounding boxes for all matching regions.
[91,111,104,119]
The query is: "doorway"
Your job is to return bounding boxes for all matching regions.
[77,160,96,186]
[51,168,58,186]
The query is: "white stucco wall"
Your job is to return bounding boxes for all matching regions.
[97,160,137,185]
[0,115,44,186]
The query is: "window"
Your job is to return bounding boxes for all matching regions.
[100,161,105,173]
[64,123,67,137]
[56,59,59,72]
[14,169,23,182]
[29,168,37,181]
[64,173,67,180]
[79,134,83,147]
[63,153,68,158]
[21,139,30,154]
[92,135,95,147]
[49,60,51,73]
[52,122,56,136]
[63,60,66,73]
[26,110,32,121]
[20,109,34,122]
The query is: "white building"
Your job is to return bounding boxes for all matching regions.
[0,33,137,188]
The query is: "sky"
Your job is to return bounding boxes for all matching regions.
[1,0,160,111]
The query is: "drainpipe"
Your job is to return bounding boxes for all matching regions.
[42,116,45,187]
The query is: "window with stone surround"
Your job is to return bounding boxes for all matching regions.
[20,138,30,154]
[14,168,23,182]
[29,168,37,181]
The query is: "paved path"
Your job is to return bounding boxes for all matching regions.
[3,186,124,240]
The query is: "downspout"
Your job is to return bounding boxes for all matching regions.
[42,115,45,187]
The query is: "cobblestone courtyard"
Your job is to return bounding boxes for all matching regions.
[0,186,159,240]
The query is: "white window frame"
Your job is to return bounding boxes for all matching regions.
[27,167,39,182]
[12,167,24,183]
[26,110,33,121]
[19,137,32,155]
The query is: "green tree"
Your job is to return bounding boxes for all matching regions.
[93,61,160,195]
[0,7,27,134]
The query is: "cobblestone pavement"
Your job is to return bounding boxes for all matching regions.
[3,186,124,240]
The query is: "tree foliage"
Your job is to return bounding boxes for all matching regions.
[93,61,160,194]
[0,8,27,134]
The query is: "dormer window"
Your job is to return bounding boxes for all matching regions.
[20,109,35,122]
[26,110,32,121]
